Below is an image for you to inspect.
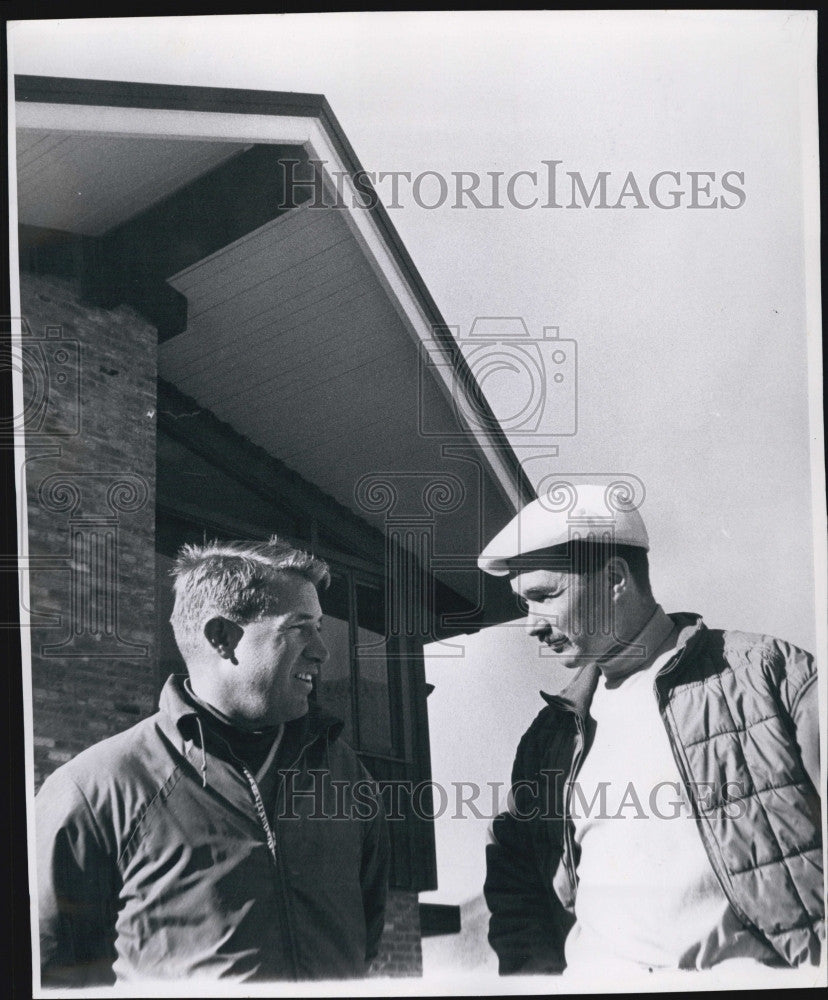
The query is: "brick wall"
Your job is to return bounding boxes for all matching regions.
[370,889,423,977]
[20,272,157,789]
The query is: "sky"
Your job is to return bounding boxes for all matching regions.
[7,11,823,652]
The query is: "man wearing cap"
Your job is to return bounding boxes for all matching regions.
[480,484,822,975]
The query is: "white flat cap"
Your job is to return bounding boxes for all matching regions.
[478,481,649,576]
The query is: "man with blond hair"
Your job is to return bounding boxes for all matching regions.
[37,536,390,985]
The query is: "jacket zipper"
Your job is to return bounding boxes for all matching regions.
[221,734,316,853]
[221,736,315,980]
[239,764,278,860]
[652,664,776,957]
[561,710,586,891]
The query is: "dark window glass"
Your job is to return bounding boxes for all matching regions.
[318,572,354,744]
[354,582,394,756]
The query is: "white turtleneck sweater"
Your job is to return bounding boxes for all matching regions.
[563,606,776,973]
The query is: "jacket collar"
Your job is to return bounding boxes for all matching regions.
[540,661,601,716]
[655,612,708,683]
[159,673,345,747]
[668,612,706,650]
[539,612,707,715]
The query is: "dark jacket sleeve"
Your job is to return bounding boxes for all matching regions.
[484,804,574,975]
[36,771,118,987]
[359,778,391,962]
[484,708,578,975]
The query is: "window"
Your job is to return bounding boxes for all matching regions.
[318,571,402,761]
[317,571,354,744]
[316,564,433,889]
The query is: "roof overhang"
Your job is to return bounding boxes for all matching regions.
[12,76,535,622]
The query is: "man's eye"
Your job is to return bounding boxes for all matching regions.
[290,622,322,633]
[518,594,556,610]
[526,594,559,606]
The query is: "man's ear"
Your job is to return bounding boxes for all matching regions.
[204,617,244,664]
[605,557,629,598]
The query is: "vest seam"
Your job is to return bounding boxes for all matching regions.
[788,670,817,716]
[699,778,811,808]
[765,919,824,937]
[664,656,751,692]
[729,843,823,877]
[681,713,779,747]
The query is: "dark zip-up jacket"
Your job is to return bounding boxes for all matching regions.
[37,675,390,986]
[484,614,823,974]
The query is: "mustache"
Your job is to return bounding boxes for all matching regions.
[529,621,570,645]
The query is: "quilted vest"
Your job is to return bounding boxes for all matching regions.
[522,613,823,967]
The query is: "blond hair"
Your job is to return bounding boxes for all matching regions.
[169,536,329,659]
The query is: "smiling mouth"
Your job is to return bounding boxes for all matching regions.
[294,672,314,685]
